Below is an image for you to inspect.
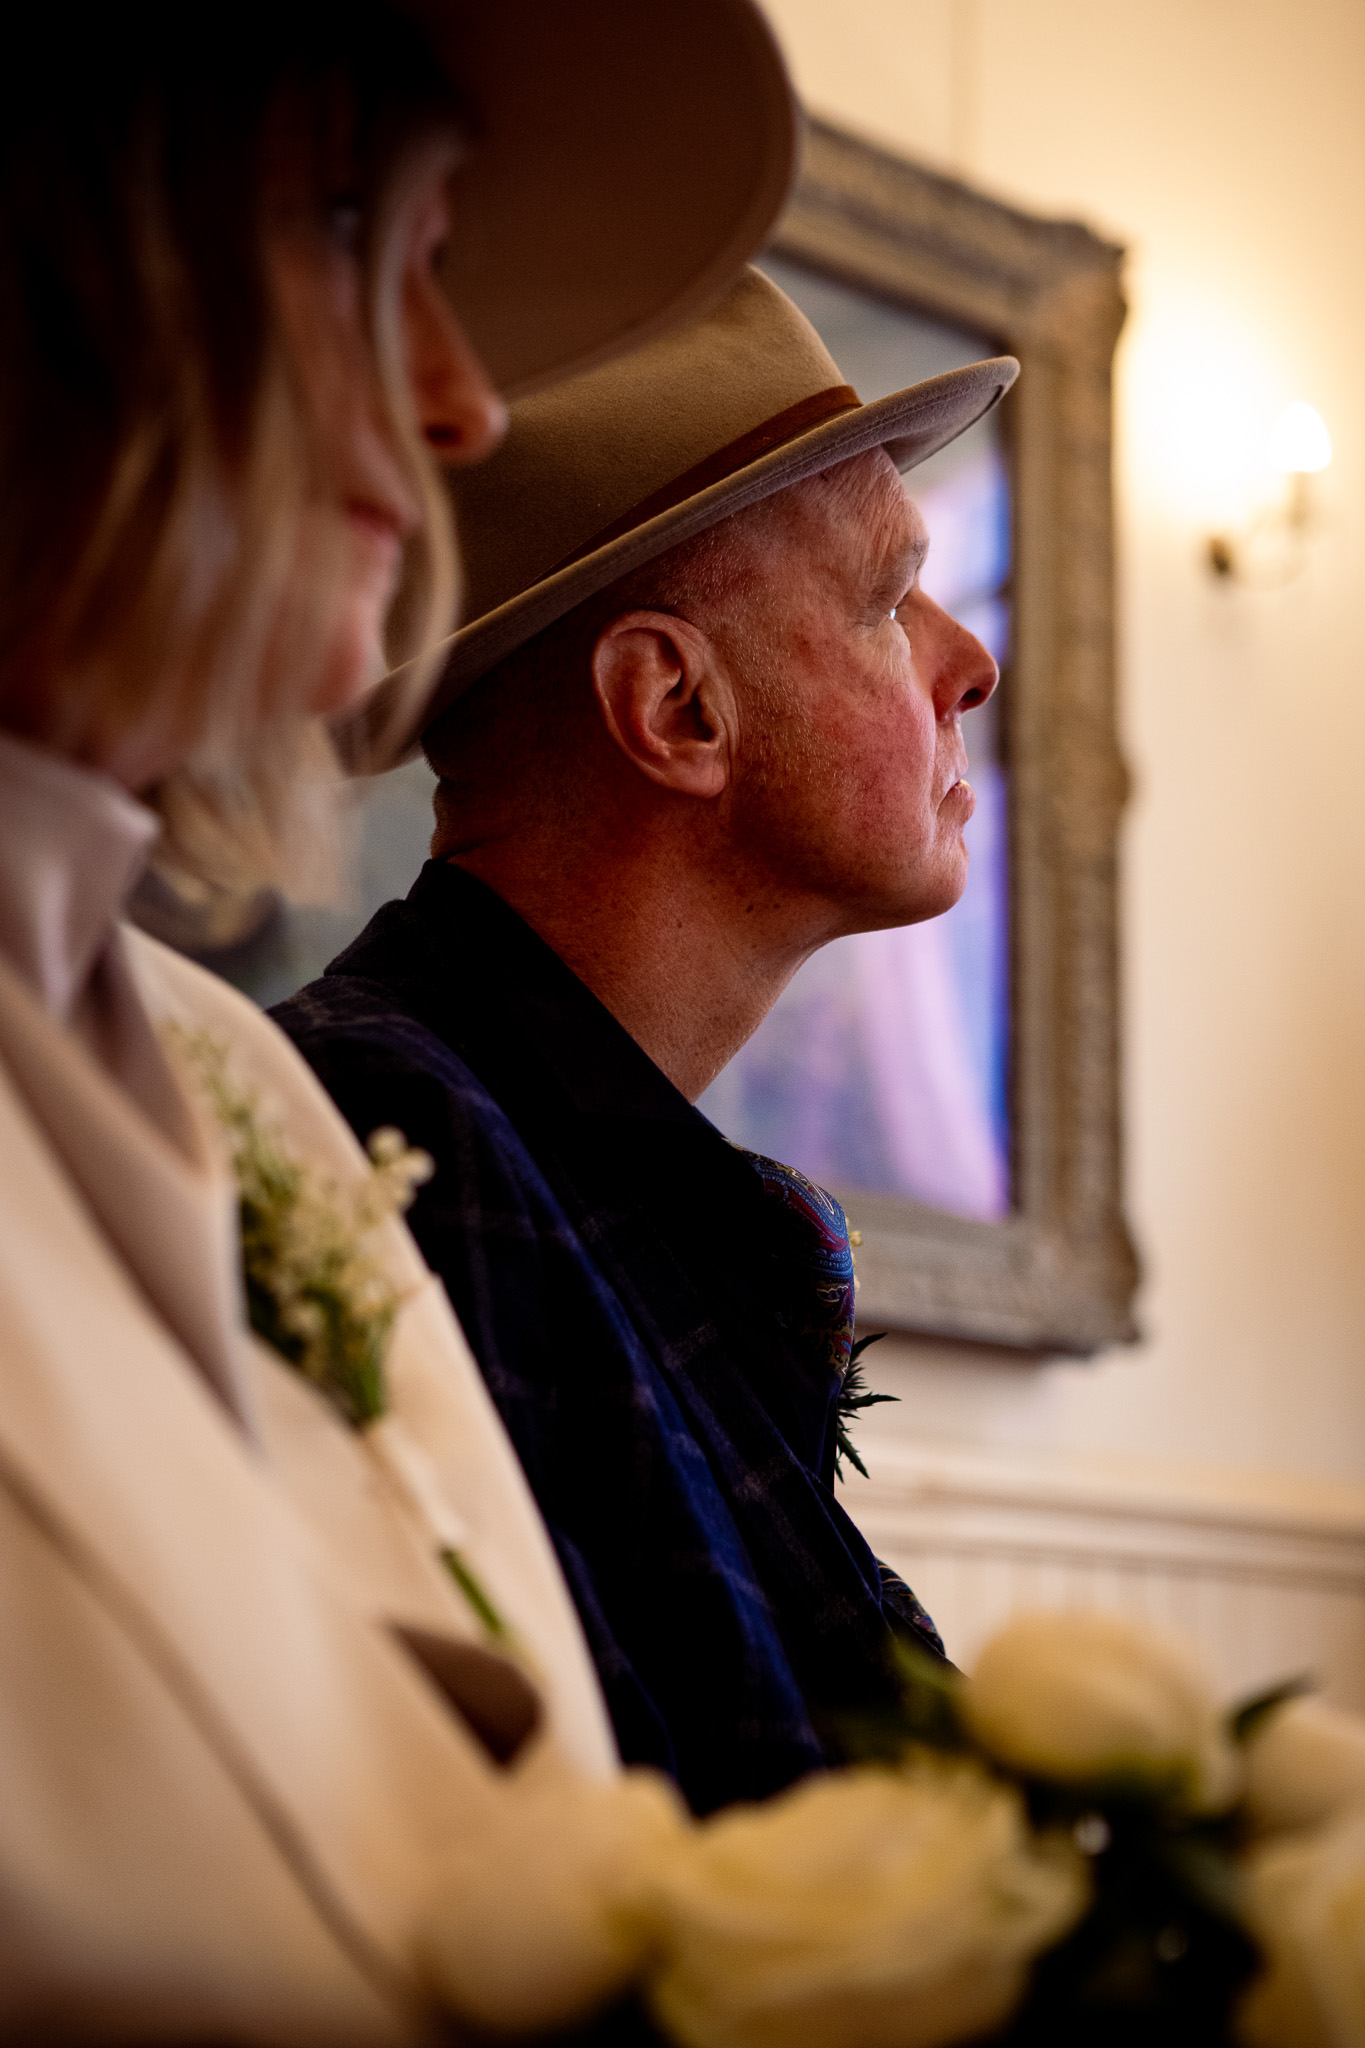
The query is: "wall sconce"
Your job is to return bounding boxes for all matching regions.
[1206,402,1332,585]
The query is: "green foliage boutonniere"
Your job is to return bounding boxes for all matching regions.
[194,1031,430,1427]
[834,1330,897,1482]
[175,1028,507,1639]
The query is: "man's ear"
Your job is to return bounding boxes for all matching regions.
[590,610,733,798]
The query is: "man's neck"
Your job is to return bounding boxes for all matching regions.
[445,843,820,1103]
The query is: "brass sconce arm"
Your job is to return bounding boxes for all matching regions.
[1206,404,1330,587]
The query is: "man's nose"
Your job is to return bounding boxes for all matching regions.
[932,603,998,719]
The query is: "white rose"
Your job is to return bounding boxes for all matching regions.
[1242,1696,1365,1838]
[643,1755,1088,2048]
[417,1765,686,2034]
[964,1609,1241,1811]
[1237,1807,1365,2047]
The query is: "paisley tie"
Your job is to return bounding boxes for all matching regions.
[743,1148,857,1379]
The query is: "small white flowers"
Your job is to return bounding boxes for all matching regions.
[363,1123,436,1212]
[173,1029,431,1427]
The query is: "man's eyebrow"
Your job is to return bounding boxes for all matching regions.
[871,529,928,608]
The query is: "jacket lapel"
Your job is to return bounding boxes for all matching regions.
[0,962,511,1996]
[129,930,620,1784]
[0,946,256,1427]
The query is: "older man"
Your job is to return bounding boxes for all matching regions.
[276,270,1016,1816]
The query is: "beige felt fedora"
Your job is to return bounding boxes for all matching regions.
[359,266,1019,762]
[406,0,798,398]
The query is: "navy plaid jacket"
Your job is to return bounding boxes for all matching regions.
[273,861,944,1815]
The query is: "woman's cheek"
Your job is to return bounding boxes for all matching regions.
[310,568,396,717]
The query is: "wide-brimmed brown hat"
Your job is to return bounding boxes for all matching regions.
[359,266,1019,762]
[409,0,797,398]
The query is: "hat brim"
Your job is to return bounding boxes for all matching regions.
[366,354,1019,761]
[410,0,798,398]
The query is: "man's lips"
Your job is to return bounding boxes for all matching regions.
[940,775,976,817]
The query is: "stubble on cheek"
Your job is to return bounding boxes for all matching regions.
[730,647,870,898]
[762,664,952,917]
[717,547,921,904]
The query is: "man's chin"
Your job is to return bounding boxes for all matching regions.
[847,865,970,936]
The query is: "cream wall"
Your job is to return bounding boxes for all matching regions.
[760,1,1365,1505]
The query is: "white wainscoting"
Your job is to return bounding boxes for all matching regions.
[844,1440,1365,1710]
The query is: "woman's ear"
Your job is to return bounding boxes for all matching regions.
[589,610,733,799]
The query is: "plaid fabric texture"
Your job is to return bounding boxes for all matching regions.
[273,862,945,1815]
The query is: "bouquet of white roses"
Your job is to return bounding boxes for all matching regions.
[418,1610,1365,2048]
[819,1609,1365,2047]
[644,1608,1269,2048]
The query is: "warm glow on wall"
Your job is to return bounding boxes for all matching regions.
[1124,308,1276,529]
[1122,303,1331,586]
[1267,400,1331,476]
[1206,398,1332,584]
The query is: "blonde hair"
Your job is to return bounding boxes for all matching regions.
[0,1,461,903]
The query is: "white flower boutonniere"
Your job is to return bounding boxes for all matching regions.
[175,1028,507,1640]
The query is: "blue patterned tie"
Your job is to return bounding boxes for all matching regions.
[742,1149,857,1378]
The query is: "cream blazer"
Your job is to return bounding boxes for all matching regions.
[0,927,617,2043]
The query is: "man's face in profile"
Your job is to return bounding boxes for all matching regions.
[728,449,998,945]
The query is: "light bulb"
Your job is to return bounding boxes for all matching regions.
[1268,401,1331,475]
